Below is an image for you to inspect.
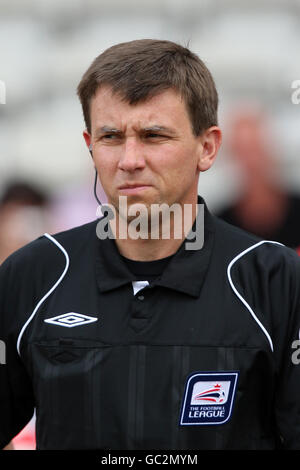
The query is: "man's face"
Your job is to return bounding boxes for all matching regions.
[84,86,215,215]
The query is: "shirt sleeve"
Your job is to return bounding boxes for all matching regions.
[0,257,35,448]
[273,248,300,449]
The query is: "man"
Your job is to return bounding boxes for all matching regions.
[0,39,299,450]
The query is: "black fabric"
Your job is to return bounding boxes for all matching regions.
[0,196,300,450]
[120,253,174,281]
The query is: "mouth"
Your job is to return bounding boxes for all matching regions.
[118,184,152,195]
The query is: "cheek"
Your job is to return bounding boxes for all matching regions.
[94,152,117,176]
[158,146,198,180]
[94,160,117,197]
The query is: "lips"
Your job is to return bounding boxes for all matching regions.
[118,184,151,195]
[118,183,151,190]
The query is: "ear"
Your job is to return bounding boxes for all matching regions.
[83,130,96,169]
[83,130,92,152]
[197,126,222,172]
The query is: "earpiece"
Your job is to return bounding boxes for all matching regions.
[88,144,102,206]
[93,168,102,206]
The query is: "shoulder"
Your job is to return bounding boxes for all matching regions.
[211,214,300,277]
[210,217,300,343]
[0,220,98,281]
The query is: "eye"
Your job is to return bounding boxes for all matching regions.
[102,134,119,140]
[145,133,166,139]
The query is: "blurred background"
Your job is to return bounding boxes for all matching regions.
[1,0,300,450]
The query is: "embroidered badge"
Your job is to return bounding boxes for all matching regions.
[44,312,98,328]
[180,371,239,425]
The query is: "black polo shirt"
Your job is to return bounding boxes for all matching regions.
[120,253,174,282]
[0,197,300,449]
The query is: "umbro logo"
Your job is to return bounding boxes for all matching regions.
[44,312,98,328]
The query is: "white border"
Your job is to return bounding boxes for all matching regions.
[16,233,70,356]
[227,240,284,353]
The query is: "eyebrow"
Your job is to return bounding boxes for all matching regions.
[94,125,177,137]
[142,126,176,135]
[94,126,120,137]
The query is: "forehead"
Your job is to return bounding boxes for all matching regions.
[89,85,192,132]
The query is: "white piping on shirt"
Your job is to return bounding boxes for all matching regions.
[16,235,284,355]
[227,240,284,353]
[16,233,70,357]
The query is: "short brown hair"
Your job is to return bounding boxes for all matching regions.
[77,39,218,136]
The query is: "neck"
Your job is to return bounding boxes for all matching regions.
[111,197,199,261]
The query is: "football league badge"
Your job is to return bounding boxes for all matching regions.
[180,371,239,425]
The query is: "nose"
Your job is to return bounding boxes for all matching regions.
[118,138,146,172]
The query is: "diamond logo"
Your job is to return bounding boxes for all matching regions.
[44,312,98,328]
